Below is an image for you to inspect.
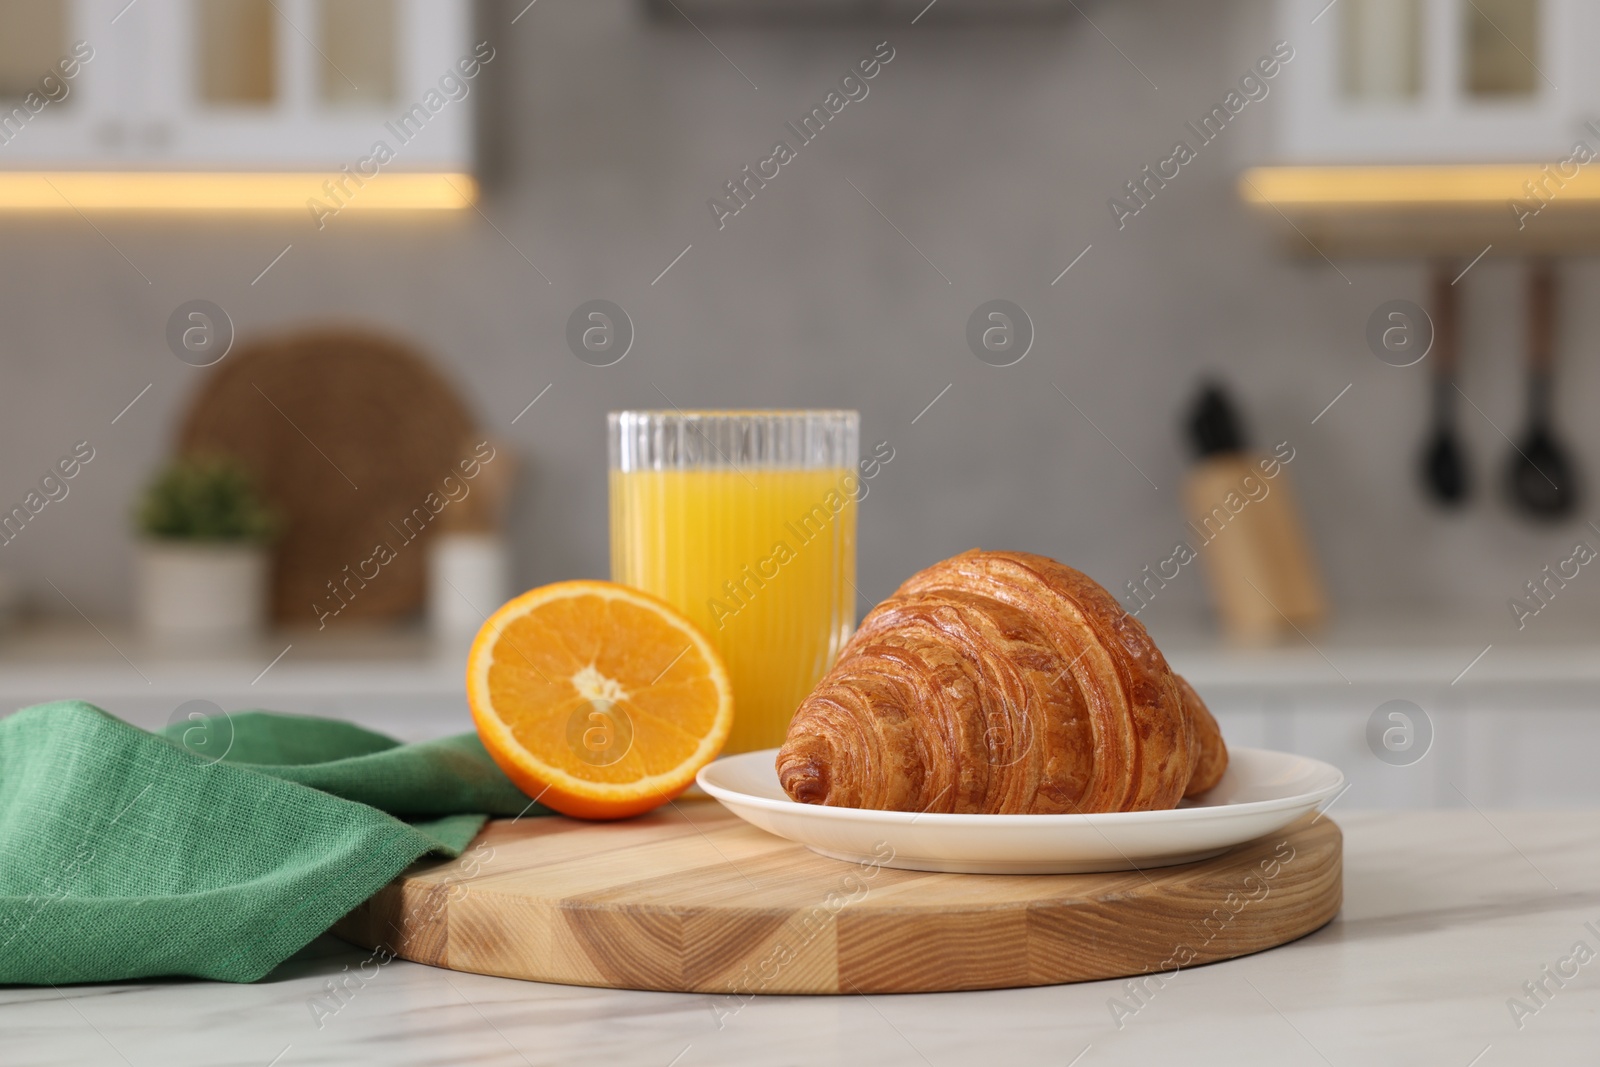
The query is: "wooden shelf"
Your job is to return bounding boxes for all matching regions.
[1239,165,1600,257]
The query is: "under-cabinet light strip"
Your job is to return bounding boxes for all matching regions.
[1240,165,1600,207]
[0,172,477,212]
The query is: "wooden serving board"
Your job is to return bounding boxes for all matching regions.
[334,799,1341,995]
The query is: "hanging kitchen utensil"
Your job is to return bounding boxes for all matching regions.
[1507,261,1578,521]
[1420,262,1470,506]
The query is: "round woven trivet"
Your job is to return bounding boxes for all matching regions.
[178,327,477,625]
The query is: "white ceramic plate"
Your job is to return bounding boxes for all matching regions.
[696,747,1345,874]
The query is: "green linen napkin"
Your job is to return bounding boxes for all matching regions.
[0,700,545,986]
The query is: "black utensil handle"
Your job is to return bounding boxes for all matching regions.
[1529,260,1556,376]
[1528,368,1553,425]
[1431,374,1457,427]
[1430,262,1458,378]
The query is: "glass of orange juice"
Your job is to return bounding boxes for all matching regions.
[608,410,859,753]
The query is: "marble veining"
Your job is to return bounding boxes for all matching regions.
[6,811,1600,1066]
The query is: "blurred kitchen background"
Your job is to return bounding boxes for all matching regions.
[2,0,1597,807]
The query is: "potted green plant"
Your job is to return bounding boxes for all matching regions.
[135,455,278,644]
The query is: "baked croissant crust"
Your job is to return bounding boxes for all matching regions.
[776,549,1227,814]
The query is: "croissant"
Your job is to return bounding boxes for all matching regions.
[776,549,1227,815]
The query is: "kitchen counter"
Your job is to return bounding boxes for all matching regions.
[0,621,470,741]
[6,811,1598,1066]
[8,617,1600,810]
[6,609,1599,697]
[4,612,1600,731]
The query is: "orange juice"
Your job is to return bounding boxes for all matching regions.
[609,467,857,753]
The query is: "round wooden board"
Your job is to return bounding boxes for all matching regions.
[334,799,1341,995]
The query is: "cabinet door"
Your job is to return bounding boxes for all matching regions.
[131,0,473,168]
[1276,0,1594,162]
[0,0,127,165]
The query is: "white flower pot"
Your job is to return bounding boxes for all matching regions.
[429,533,510,641]
[138,541,268,645]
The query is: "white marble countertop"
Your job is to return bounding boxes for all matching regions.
[6,810,1599,1066]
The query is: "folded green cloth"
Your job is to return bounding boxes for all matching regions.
[0,700,546,985]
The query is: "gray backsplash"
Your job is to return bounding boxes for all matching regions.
[2,0,1596,642]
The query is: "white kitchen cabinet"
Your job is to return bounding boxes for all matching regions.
[1276,0,1597,162]
[0,0,108,160]
[1457,691,1600,806]
[0,0,475,170]
[1209,680,1600,810]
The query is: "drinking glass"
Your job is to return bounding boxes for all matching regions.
[609,410,859,753]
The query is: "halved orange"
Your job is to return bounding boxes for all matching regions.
[467,580,734,820]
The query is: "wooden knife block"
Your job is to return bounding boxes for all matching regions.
[1182,453,1326,643]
